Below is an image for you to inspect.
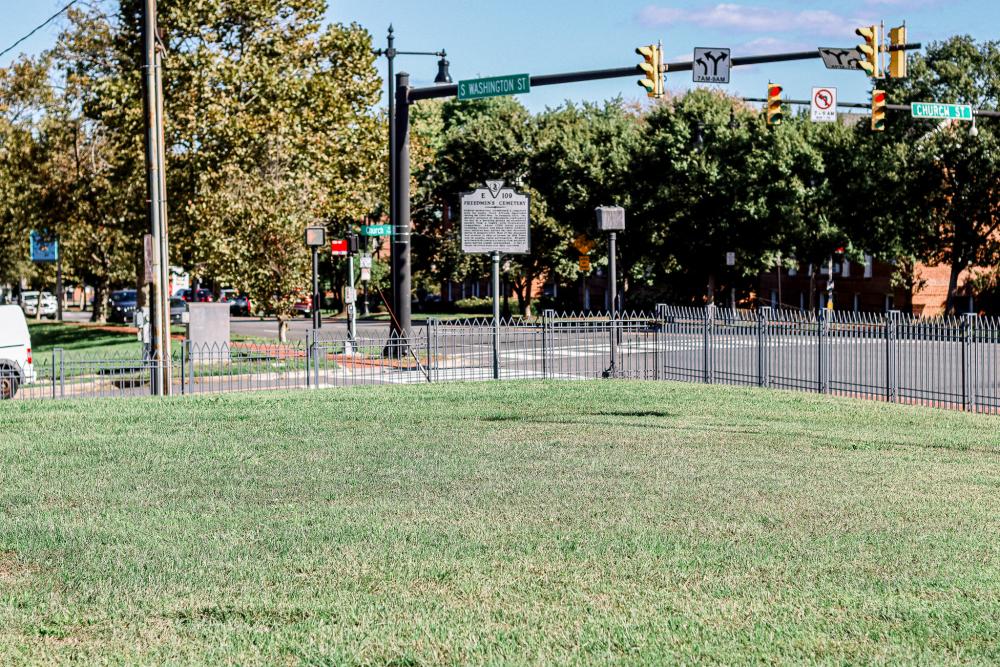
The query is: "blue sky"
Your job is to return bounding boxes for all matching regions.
[2,0,996,112]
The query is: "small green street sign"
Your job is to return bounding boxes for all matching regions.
[457,73,530,101]
[362,224,392,236]
[910,102,973,120]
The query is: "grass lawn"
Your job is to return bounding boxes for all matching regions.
[27,321,142,357]
[1,381,999,664]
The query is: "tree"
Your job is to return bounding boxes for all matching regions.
[876,36,1000,312]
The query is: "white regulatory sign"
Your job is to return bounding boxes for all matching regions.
[811,87,837,123]
[460,179,530,254]
[359,255,372,269]
[692,47,731,84]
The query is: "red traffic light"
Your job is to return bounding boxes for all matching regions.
[873,91,886,104]
[768,85,782,97]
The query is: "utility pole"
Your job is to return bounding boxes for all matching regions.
[154,33,172,393]
[142,0,166,396]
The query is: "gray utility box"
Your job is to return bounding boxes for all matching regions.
[187,303,230,360]
[595,206,625,231]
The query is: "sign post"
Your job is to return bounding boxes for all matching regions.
[596,207,625,377]
[461,180,531,379]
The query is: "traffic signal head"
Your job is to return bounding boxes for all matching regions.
[871,89,886,131]
[636,44,662,98]
[888,25,907,78]
[766,84,782,126]
[855,25,879,77]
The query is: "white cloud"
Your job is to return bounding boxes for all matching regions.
[636,3,873,38]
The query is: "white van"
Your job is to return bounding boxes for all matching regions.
[0,305,34,399]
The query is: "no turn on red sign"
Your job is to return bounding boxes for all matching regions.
[811,87,837,123]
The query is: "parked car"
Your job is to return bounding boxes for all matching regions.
[293,296,313,318]
[226,293,252,316]
[178,288,214,303]
[0,305,34,399]
[108,289,138,323]
[169,297,188,324]
[20,291,57,319]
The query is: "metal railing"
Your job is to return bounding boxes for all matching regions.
[4,306,998,414]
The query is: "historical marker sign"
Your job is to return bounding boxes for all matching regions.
[460,180,530,254]
[457,74,530,101]
[692,47,731,84]
[810,87,837,123]
[911,102,973,120]
[818,47,862,70]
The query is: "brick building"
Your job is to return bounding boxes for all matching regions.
[758,256,978,316]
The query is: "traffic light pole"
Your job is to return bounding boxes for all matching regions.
[391,43,925,341]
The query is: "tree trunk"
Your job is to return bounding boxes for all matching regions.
[277,317,289,343]
[91,283,108,323]
[945,261,962,315]
[705,273,716,305]
[808,270,816,312]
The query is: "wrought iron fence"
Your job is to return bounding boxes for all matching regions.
[4,306,998,414]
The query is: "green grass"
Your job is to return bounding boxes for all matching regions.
[28,321,141,357]
[1,381,999,664]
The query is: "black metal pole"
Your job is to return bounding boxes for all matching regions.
[311,246,320,330]
[409,44,922,101]
[386,26,397,325]
[393,72,412,345]
[55,244,63,321]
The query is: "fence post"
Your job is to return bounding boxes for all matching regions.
[542,309,554,379]
[426,319,434,383]
[961,313,977,412]
[757,307,770,388]
[818,308,830,394]
[58,348,64,398]
[703,304,715,384]
[50,348,56,399]
[655,304,667,381]
[180,339,186,395]
[305,330,312,389]
[886,310,899,403]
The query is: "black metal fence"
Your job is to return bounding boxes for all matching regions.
[4,306,998,414]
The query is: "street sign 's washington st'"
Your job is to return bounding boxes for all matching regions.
[457,74,530,101]
[911,102,973,120]
[460,180,531,255]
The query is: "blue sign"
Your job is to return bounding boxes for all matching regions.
[30,231,58,263]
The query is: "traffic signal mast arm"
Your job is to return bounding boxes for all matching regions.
[740,97,1000,118]
[406,43,922,101]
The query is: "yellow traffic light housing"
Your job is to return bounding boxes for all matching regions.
[636,44,663,98]
[888,25,907,78]
[855,25,880,77]
[766,83,783,126]
[871,89,887,131]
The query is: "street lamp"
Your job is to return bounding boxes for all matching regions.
[372,26,450,342]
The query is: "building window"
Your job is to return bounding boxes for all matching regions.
[788,265,797,277]
[842,261,850,278]
[770,289,777,308]
[864,254,873,279]
[885,294,894,311]
[853,293,860,311]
